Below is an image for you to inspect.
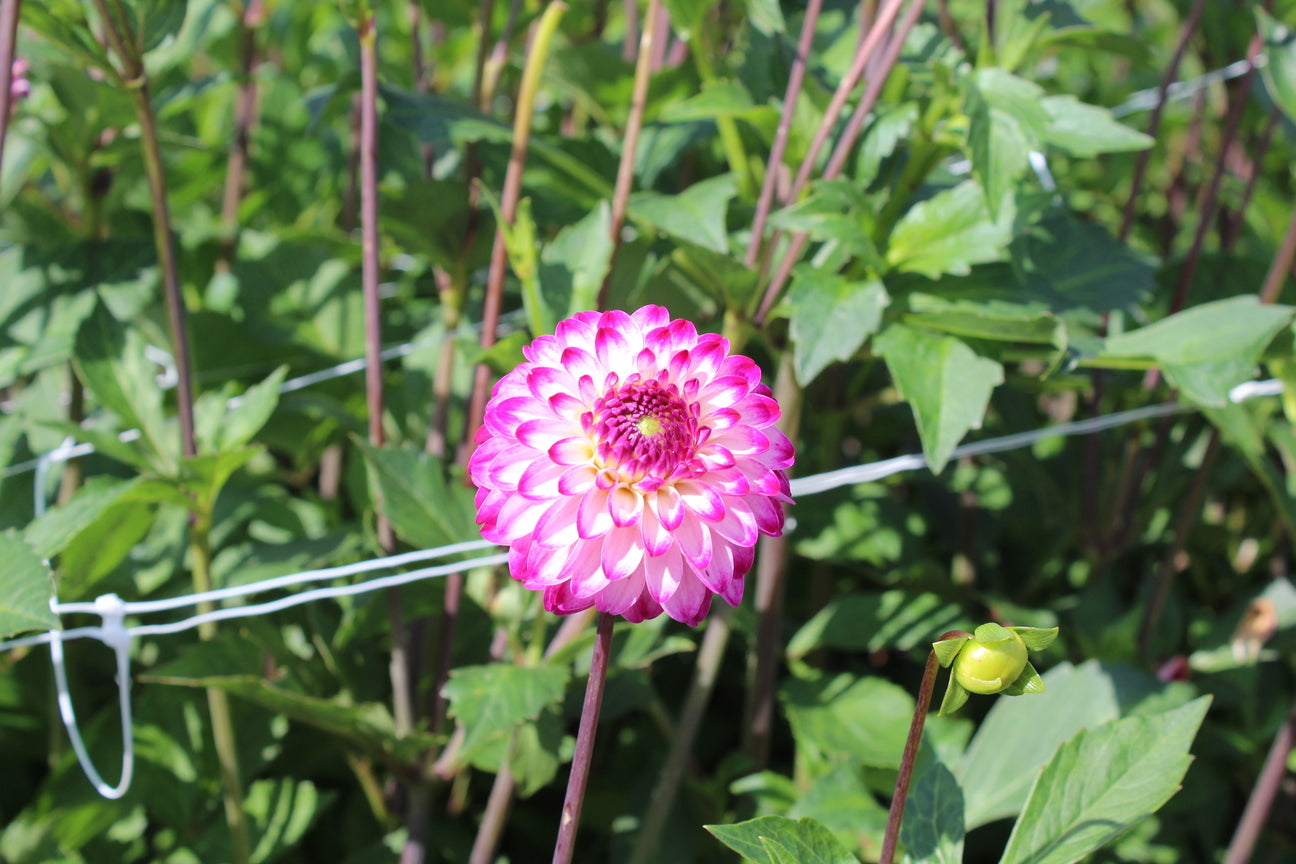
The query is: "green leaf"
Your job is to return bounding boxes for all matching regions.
[787,269,888,386]
[706,816,858,864]
[787,591,968,659]
[1010,627,1059,651]
[905,294,1064,348]
[974,622,1014,643]
[745,0,785,35]
[538,200,614,320]
[146,642,434,762]
[1001,662,1045,696]
[780,671,914,769]
[901,763,965,864]
[125,0,188,53]
[887,181,1015,278]
[999,697,1211,864]
[212,366,288,452]
[629,173,737,254]
[1257,9,1296,125]
[1101,296,1293,407]
[875,324,1004,473]
[355,440,477,551]
[1040,96,1153,157]
[442,664,570,765]
[938,678,970,716]
[934,636,970,668]
[958,660,1163,828]
[965,69,1047,218]
[181,448,261,511]
[245,779,330,864]
[0,531,60,639]
[1014,211,1155,314]
[73,298,173,471]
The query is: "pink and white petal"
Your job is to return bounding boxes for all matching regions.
[495,492,547,542]
[517,458,567,500]
[544,581,595,616]
[487,445,541,490]
[710,425,769,457]
[595,326,634,374]
[595,570,648,616]
[516,416,575,449]
[549,436,594,466]
[560,346,601,382]
[526,365,576,403]
[577,488,614,539]
[687,335,728,382]
[662,571,713,626]
[522,541,573,588]
[569,559,611,599]
[639,504,673,557]
[533,495,582,548]
[738,393,780,426]
[695,443,736,471]
[630,305,670,331]
[601,525,645,581]
[485,396,544,437]
[747,494,786,536]
[620,590,664,623]
[673,514,713,571]
[698,375,752,412]
[710,499,759,546]
[643,545,683,602]
[676,479,725,522]
[718,572,744,606]
[654,486,685,531]
[558,464,597,496]
[608,485,644,527]
[562,541,604,592]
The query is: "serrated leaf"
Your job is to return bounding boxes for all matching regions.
[901,762,964,864]
[788,270,888,386]
[73,298,174,471]
[1257,9,1296,126]
[629,173,737,254]
[539,201,614,321]
[875,324,1004,473]
[215,366,288,452]
[958,661,1164,828]
[966,69,1047,218]
[787,591,967,659]
[0,531,60,639]
[1101,296,1293,407]
[1041,95,1153,157]
[999,698,1211,864]
[887,181,1015,278]
[780,672,914,769]
[442,664,570,764]
[355,440,477,551]
[706,816,858,864]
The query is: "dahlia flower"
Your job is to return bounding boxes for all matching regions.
[469,306,793,626]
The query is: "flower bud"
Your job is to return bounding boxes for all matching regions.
[952,629,1028,694]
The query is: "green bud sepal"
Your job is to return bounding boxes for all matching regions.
[933,624,1058,716]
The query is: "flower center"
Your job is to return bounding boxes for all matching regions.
[591,378,698,481]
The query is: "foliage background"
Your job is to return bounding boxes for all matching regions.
[1,1,1295,863]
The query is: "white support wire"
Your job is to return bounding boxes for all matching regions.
[1111,55,1267,118]
[1,376,1284,800]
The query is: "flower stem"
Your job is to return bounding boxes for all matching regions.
[0,0,21,176]
[1223,692,1296,864]
[217,0,264,272]
[879,647,943,864]
[551,612,615,864]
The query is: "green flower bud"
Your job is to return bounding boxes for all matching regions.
[952,629,1028,694]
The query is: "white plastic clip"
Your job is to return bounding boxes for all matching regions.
[49,592,135,799]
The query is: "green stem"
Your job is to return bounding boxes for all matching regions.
[192,518,251,864]
[691,25,756,200]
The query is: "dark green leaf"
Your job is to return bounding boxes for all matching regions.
[787,591,968,659]
[629,174,737,254]
[780,671,914,769]
[1101,296,1293,407]
[875,324,1004,473]
[999,698,1211,864]
[0,531,60,638]
[887,181,1015,278]
[1041,96,1153,157]
[441,664,570,765]
[966,69,1047,217]
[355,441,477,551]
[787,270,888,386]
[1257,9,1296,126]
[706,816,858,864]
[539,201,614,320]
[902,763,965,864]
